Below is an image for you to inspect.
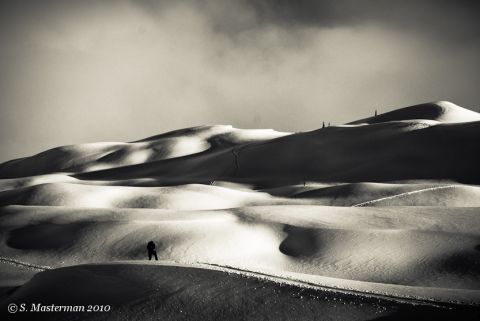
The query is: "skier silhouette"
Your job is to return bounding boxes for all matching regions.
[147,241,158,261]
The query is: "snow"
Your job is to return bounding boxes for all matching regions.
[1,101,479,319]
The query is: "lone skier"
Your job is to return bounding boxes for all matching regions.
[147,241,158,261]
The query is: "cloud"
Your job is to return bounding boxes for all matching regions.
[245,0,480,38]
[0,0,479,162]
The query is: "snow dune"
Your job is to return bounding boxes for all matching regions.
[2,181,480,208]
[5,263,479,321]
[1,101,479,319]
[0,126,289,179]
[1,205,479,304]
[350,101,480,124]
[69,117,480,186]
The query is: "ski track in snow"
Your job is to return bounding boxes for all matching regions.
[351,185,458,207]
[0,256,52,271]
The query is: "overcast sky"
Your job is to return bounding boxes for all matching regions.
[1,0,479,162]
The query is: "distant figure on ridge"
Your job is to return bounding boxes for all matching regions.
[147,241,158,261]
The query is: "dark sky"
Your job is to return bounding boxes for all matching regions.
[1,0,479,162]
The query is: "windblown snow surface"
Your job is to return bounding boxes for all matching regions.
[1,101,480,320]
